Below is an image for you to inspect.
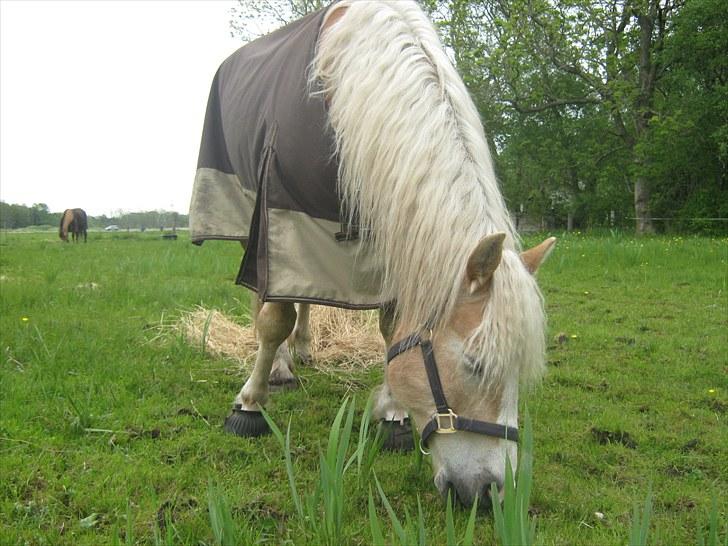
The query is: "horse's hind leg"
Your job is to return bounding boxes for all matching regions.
[224,300,296,437]
[372,303,414,451]
[288,303,312,364]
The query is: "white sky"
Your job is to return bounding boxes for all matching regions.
[0,0,246,216]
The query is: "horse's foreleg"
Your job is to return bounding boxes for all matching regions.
[288,303,312,364]
[249,292,298,390]
[224,301,296,437]
[373,303,414,451]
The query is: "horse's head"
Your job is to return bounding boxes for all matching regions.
[387,234,555,507]
[59,209,72,242]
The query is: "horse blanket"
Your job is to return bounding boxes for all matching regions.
[189,7,382,309]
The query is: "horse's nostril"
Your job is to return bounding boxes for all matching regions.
[445,481,459,505]
[478,482,497,511]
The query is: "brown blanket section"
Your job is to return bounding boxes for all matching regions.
[189,6,382,309]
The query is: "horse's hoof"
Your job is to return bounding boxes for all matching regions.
[268,377,299,392]
[223,406,270,437]
[379,418,414,452]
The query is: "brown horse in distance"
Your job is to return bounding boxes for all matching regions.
[59,208,88,243]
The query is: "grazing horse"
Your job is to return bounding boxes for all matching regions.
[59,208,87,243]
[190,0,555,507]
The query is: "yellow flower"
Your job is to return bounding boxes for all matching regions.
[21,317,29,322]
[570,334,578,339]
[708,389,716,395]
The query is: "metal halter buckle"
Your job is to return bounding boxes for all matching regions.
[434,409,458,433]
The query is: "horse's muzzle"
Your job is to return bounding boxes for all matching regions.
[435,470,502,510]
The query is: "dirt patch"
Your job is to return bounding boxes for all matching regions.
[707,399,726,414]
[590,427,637,449]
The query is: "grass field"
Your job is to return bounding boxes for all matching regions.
[1,230,726,545]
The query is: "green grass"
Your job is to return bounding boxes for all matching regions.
[491,412,536,546]
[1,230,726,544]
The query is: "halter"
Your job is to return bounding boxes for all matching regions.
[387,329,519,452]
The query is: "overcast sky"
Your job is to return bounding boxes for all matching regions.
[1,0,248,216]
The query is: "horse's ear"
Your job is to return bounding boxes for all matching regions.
[521,237,557,274]
[466,233,505,294]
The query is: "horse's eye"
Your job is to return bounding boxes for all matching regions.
[463,354,481,369]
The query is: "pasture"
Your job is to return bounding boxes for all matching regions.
[0,231,725,545]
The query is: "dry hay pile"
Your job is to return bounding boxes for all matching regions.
[175,306,384,373]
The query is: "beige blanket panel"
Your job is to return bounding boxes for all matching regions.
[266,208,383,308]
[189,168,256,242]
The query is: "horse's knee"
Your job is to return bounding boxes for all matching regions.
[256,302,296,345]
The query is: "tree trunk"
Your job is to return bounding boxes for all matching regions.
[633,177,654,234]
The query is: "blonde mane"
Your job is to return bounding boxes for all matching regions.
[312,0,545,385]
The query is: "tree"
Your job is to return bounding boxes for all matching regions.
[230,0,326,43]
[426,0,686,234]
[640,0,728,231]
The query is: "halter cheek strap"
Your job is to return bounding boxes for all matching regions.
[387,332,519,448]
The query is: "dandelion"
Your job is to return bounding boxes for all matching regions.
[708,389,716,395]
[570,334,578,339]
[21,317,29,323]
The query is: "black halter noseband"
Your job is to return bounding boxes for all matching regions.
[387,331,519,450]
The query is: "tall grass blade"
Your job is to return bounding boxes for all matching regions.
[697,494,724,546]
[517,411,535,545]
[416,495,426,546]
[321,397,355,544]
[412,423,424,473]
[375,473,407,544]
[629,487,653,546]
[207,479,239,546]
[201,310,214,354]
[368,486,386,546]
[111,499,134,546]
[355,394,374,475]
[492,479,507,544]
[445,490,457,546]
[491,410,536,546]
[265,398,359,545]
[125,500,134,546]
[355,394,383,486]
[260,409,304,519]
[335,397,355,478]
[463,494,479,546]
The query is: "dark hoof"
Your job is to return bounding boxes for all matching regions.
[268,377,299,392]
[223,406,270,437]
[379,418,414,452]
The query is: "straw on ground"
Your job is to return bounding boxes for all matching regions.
[174,305,384,373]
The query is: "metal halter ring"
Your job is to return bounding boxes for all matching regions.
[418,437,431,456]
[434,409,458,433]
